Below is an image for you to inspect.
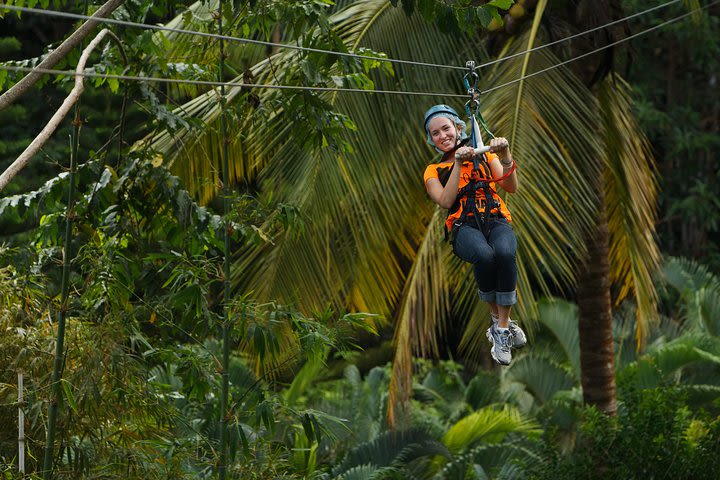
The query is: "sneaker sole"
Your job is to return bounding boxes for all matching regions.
[490,349,511,366]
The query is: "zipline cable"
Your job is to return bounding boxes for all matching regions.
[0,63,467,97]
[475,0,684,70]
[0,2,713,98]
[0,4,466,72]
[0,0,687,76]
[482,0,718,94]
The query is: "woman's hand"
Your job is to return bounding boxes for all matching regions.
[455,146,475,162]
[489,137,512,165]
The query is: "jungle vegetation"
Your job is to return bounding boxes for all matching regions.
[1,0,719,478]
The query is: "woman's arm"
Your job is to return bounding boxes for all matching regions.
[426,162,461,209]
[487,137,518,193]
[425,146,474,208]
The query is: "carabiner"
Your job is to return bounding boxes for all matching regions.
[463,60,479,95]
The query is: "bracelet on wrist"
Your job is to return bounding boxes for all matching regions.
[500,159,514,168]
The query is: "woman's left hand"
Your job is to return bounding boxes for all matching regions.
[489,137,512,165]
[489,137,509,155]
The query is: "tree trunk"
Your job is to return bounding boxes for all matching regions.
[571,0,624,417]
[576,188,617,415]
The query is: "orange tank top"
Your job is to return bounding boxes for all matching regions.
[423,152,512,231]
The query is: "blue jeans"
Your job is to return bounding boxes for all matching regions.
[452,218,517,306]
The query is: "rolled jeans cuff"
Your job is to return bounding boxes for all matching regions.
[496,290,517,306]
[478,289,496,303]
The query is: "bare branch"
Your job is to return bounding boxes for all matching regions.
[0,0,125,112]
[0,29,115,192]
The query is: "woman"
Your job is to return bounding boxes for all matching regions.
[422,104,526,365]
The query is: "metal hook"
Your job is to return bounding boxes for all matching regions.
[465,97,481,116]
[464,60,479,94]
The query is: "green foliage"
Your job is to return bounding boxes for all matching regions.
[2,0,719,478]
[661,256,720,335]
[0,0,191,194]
[505,354,575,406]
[329,428,450,478]
[0,37,21,56]
[293,360,544,478]
[464,372,502,411]
[529,387,720,479]
[668,179,720,235]
[0,144,376,477]
[624,0,720,270]
[391,0,512,33]
[441,405,540,454]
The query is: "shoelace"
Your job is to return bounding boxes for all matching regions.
[498,330,512,351]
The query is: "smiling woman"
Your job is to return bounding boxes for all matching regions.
[421,104,525,366]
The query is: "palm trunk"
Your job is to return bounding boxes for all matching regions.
[576,189,617,415]
[571,0,625,418]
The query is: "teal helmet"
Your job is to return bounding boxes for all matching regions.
[423,104,467,151]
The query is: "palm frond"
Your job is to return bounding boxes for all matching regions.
[510,0,547,144]
[465,372,502,410]
[283,347,329,405]
[304,365,388,448]
[662,256,720,335]
[443,442,543,480]
[441,405,540,455]
[619,334,720,389]
[151,1,219,100]
[678,384,720,408]
[600,74,661,345]
[505,351,576,406]
[663,256,720,293]
[688,287,720,337]
[388,208,450,425]
[331,428,450,477]
[534,297,580,376]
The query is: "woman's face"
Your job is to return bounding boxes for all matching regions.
[428,116,460,153]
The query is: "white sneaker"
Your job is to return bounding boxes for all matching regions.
[486,323,513,366]
[491,314,527,348]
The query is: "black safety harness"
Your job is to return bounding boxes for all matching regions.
[438,61,516,245]
[441,139,505,244]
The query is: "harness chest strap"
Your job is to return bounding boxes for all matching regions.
[458,154,504,226]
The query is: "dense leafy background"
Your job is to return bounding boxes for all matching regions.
[1,0,719,478]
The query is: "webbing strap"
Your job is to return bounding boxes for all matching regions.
[466,115,502,229]
[449,60,508,240]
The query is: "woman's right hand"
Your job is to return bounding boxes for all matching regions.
[455,146,475,162]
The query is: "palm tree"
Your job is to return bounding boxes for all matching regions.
[563,0,663,414]
[485,0,662,415]
[142,0,661,421]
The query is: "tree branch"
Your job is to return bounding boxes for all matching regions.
[0,29,117,192]
[0,0,125,112]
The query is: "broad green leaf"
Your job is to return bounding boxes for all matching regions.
[476,6,493,28]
